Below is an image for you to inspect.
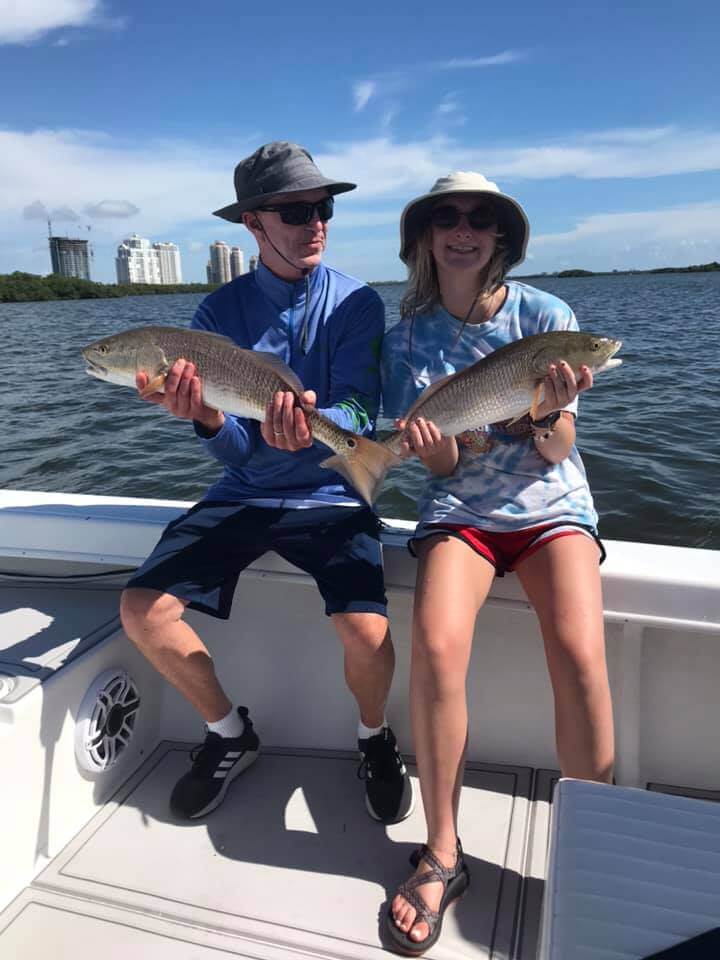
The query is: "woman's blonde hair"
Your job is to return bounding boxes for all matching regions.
[400,219,511,321]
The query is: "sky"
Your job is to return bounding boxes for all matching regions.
[1,0,719,283]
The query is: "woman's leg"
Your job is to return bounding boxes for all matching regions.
[391,534,495,943]
[515,535,614,782]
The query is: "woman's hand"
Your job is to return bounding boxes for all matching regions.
[261,390,316,452]
[136,359,224,435]
[533,361,593,420]
[396,417,458,476]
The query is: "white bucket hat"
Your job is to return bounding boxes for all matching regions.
[399,171,529,268]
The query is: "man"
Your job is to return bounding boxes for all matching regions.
[120,141,414,826]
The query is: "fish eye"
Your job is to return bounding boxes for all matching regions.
[590,340,601,351]
[99,345,108,354]
[346,438,356,449]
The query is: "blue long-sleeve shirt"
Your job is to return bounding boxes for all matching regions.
[191,260,385,505]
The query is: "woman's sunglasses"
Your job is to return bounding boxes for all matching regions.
[257,196,335,226]
[429,204,497,231]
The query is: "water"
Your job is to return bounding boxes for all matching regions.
[1,273,718,550]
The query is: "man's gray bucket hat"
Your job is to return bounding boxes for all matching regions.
[213,141,356,223]
[399,171,529,269]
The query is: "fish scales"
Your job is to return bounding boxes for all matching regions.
[81,324,399,505]
[384,331,622,455]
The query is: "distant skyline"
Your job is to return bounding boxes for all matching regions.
[1,1,719,283]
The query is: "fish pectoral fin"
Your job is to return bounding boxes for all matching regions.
[139,373,167,397]
[529,382,544,421]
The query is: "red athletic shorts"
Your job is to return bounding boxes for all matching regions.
[409,521,605,576]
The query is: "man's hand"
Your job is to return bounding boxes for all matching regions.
[261,390,316,452]
[136,359,224,435]
[533,361,593,420]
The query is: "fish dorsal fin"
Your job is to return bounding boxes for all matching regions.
[251,350,305,395]
[403,372,456,421]
[153,325,239,349]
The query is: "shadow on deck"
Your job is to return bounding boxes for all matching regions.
[0,744,557,959]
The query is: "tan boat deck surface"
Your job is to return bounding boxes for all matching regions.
[0,743,558,959]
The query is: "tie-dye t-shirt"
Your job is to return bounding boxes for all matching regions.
[381,281,598,533]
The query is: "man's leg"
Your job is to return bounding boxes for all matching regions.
[120,587,232,721]
[272,505,414,822]
[331,611,394,729]
[120,585,260,819]
[119,503,275,818]
[331,611,413,824]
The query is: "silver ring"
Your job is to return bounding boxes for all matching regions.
[273,429,284,437]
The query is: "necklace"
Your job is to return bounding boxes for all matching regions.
[451,286,501,347]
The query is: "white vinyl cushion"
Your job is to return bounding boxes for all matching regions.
[540,778,720,959]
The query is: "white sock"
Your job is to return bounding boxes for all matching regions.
[358,718,387,740]
[206,707,244,739]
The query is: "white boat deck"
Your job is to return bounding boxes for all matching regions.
[1,491,719,958]
[0,742,554,959]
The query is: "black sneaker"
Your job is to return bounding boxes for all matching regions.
[357,726,415,824]
[170,706,260,820]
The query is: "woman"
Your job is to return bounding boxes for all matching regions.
[381,172,615,955]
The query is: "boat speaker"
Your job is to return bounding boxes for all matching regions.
[74,668,140,773]
[0,672,16,702]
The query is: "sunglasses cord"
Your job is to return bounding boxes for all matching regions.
[451,289,482,350]
[256,215,312,353]
[408,286,482,392]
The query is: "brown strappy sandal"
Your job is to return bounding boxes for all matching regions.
[386,840,470,956]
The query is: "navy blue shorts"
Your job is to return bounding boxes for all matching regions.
[126,502,387,620]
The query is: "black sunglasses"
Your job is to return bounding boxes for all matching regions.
[257,196,334,226]
[429,204,497,231]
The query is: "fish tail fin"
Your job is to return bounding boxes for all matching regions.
[320,436,400,506]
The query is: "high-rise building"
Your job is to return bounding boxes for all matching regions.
[207,241,232,285]
[49,237,91,280]
[249,255,258,272]
[153,242,182,284]
[230,247,244,279]
[116,234,161,284]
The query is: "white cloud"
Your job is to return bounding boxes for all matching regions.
[0,0,101,44]
[318,137,450,197]
[434,94,466,127]
[3,125,720,280]
[351,50,526,115]
[50,205,81,221]
[533,202,720,247]
[527,202,720,273]
[581,126,675,144]
[436,95,460,116]
[319,127,720,189]
[438,51,525,69]
[353,81,376,112]
[22,200,50,220]
[85,200,140,218]
[0,129,233,233]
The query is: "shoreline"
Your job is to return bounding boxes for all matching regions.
[370,261,720,285]
[1,261,718,304]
